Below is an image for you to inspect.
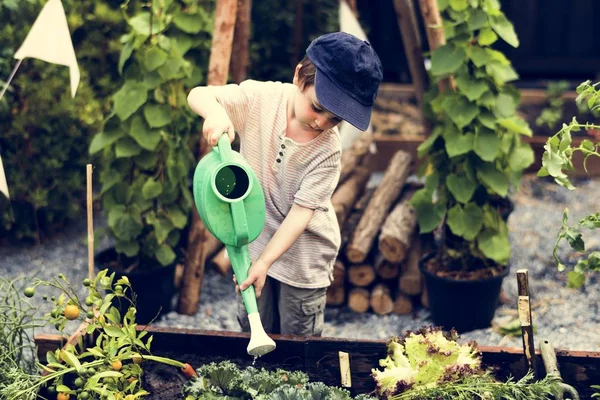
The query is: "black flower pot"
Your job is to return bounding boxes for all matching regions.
[420,253,509,333]
[95,248,177,325]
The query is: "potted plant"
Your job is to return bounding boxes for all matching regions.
[411,0,534,332]
[539,80,600,288]
[89,0,212,324]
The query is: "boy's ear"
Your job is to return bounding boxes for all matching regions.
[293,64,302,86]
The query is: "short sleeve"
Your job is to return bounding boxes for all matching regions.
[294,153,341,212]
[209,80,261,134]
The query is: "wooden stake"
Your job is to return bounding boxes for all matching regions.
[393,0,428,107]
[418,0,455,92]
[230,0,252,83]
[179,0,238,315]
[338,351,352,387]
[517,269,537,378]
[86,164,94,281]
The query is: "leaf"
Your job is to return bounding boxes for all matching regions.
[477,164,508,196]
[474,128,500,161]
[115,137,142,158]
[486,61,519,85]
[89,371,124,381]
[446,174,476,203]
[478,111,496,129]
[59,350,82,371]
[129,115,162,151]
[173,10,206,34]
[430,44,467,76]
[508,143,534,171]
[443,96,479,128]
[417,127,442,158]
[499,116,532,136]
[490,14,519,47]
[567,271,586,289]
[153,217,174,244]
[166,206,188,229]
[144,46,168,71]
[411,189,446,233]
[89,126,126,155]
[119,40,134,75]
[466,9,487,31]
[469,46,491,67]
[144,104,172,128]
[128,12,165,35]
[445,130,475,157]
[455,76,489,101]
[447,203,483,240]
[156,243,177,266]
[157,57,184,80]
[478,27,498,46]
[104,325,126,338]
[142,178,163,199]
[493,92,517,118]
[113,82,148,121]
[56,385,77,394]
[478,227,510,264]
[115,241,140,257]
[108,206,144,241]
[449,0,468,11]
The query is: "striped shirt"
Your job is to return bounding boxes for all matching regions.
[210,80,341,288]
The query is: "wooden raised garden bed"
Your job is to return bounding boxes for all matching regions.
[369,83,600,176]
[35,326,600,399]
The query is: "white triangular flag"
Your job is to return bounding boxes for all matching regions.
[14,0,80,97]
[0,154,9,199]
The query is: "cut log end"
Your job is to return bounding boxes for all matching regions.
[348,288,370,313]
[347,264,376,287]
[326,286,345,306]
[346,246,367,264]
[370,284,394,316]
[379,237,408,264]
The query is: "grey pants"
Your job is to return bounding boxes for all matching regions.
[237,276,327,336]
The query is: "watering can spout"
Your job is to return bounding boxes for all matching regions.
[193,132,274,357]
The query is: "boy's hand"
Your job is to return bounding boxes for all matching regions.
[202,110,235,146]
[233,258,270,298]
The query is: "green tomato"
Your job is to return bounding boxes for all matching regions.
[23,287,35,297]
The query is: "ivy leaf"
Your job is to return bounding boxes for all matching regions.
[469,46,491,67]
[144,104,172,128]
[128,12,166,35]
[474,128,500,161]
[115,137,142,158]
[443,96,479,128]
[430,43,467,76]
[567,271,586,289]
[411,189,446,233]
[89,126,126,155]
[490,14,519,47]
[449,0,468,11]
[477,164,508,196]
[478,111,496,129]
[446,174,476,203]
[478,27,498,46]
[115,241,140,257]
[447,203,483,240]
[499,116,532,136]
[119,40,134,75]
[445,130,475,157]
[157,57,184,80]
[493,93,517,118]
[108,206,144,241]
[155,243,177,266]
[153,217,174,244]
[455,76,489,101]
[508,143,534,171]
[142,178,163,200]
[478,227,510,264]
[113,82,148,121]
[166,206,188,229]
[143,46,168,71]
[466,9,487,31]
[417,127,442,158]
[130,115,162,151]
[486,61,519,85]
[173,11,205,34]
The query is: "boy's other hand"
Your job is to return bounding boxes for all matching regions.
[203,111,235,146]
[238,259,270,298]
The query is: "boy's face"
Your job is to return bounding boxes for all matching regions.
[293,65,342,132]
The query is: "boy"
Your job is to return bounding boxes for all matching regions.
[187,32,383,336]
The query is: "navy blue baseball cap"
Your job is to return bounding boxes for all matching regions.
[306,32,383,131]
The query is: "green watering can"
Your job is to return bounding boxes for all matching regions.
[193,133,276,357]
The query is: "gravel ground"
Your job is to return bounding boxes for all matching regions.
[1,174,599,352]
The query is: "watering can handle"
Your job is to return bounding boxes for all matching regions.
[213,132,233,163]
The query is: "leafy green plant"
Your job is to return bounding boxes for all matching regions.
[2,269,194,400]
[183,360,375,400]
[371,326,560,400]
[0,0,125,241]
[536,81,569,129]
[89,0,214,269]
[592,384,600,398]
[412,0,534,273]
[539,80,600,288]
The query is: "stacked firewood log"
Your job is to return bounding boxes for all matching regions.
[205,132,428,315]
[327,132,428,315]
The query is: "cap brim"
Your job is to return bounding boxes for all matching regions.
[314,70,372,131]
